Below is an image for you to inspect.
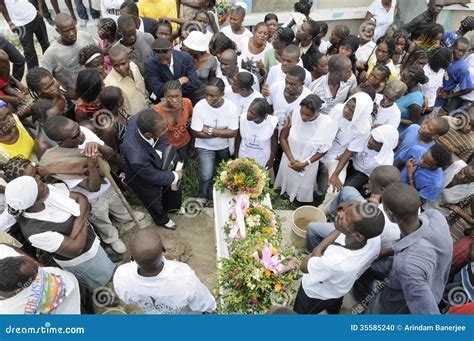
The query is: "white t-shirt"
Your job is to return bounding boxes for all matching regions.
[322,106,370,163]
[318,40,329,54]
[221,68,260,92]
[368,0,397,41]
[224,90,263,116]
[221,26,253,52]
[113,259,216,314]
[266,81,312,127]
[63,126,111,201]
[422,65,445,107]
[302,234,380,300]
[461,54,474,101]
[0,245,81,314]
[352,142,381,176]
[238,113,278,167]
[379,203,400,249]
[355,41,376,64]
[266,63,312,88]
[191,98,239,150]
[239,37,268,70]
[3,0,37,26]
[100,0,123,21]
[373,94,401,128]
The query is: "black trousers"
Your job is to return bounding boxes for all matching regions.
[0,38,26,80]
[344,161,369,194]
[128,182,182,226]
[18,14,50,70]
[293,284,343,314]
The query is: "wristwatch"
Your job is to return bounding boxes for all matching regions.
[208,127,213,136]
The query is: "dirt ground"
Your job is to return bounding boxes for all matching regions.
[117,207,305,292]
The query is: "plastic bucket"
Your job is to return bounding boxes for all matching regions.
[291,206,327,238]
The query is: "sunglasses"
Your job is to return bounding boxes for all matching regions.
[71,128,81,140]
[153,47,171,54]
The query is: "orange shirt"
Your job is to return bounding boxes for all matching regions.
[154,98,192,149]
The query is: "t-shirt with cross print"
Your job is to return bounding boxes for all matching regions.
[191,98,239,150]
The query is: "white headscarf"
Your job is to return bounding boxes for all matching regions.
[5,176,38,214]
[329,92,373,136]
[371,125,399,165]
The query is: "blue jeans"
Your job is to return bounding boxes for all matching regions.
[61,243,115,291]
[306,186,365,252]
[196,147,230,199]
[306,221,335,252]
[327,186,365,218]
[74,0,100,20]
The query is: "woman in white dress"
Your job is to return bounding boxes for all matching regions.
[235,98,278,170]
[275,95,337,203]
[240,22,269,84]
[318,92,373,213]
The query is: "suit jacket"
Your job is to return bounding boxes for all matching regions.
[144,50,203,104]
[141,16,158,37]
[301,42,319,73]
[121,114,175,188]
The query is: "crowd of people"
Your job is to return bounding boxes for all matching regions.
[0,0,473,315]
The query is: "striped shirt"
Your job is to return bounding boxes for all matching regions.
[438,116,473,163]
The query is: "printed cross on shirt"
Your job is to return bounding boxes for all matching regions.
[213,119,219,128]
[251,133,258,144]
[239,104,246,115]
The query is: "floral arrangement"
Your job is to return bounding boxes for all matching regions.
[216,194,300,314]
[216,239,299,314]
[225,195,281,245]
[215,0,232,26]
[214,158,270,199]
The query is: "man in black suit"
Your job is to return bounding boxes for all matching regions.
[122,109,183,230]
[119,0,158,38]
[144,38,203,105]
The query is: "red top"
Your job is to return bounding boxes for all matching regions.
[154,98,192,149]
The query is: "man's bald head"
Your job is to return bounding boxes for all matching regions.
[55,13,74,26]
[328,54,351,73]
[220,49,237,63]
[129,228,164,272]
[109,45,130,61]
[369,166,401,195]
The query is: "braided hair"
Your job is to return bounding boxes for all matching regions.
[372,63,391,82]
[249,98,272,120]
[26,67,53,100]
[403,65,429,86]
[163,80,183,95]
[30,98,55,123]
[428,47,453,72]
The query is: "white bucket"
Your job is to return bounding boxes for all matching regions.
[291,206,327,238]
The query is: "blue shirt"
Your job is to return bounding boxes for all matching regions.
[400,145,444,202]
[373,209,452,314]
[394,124,434,161]
[396,91,424,134]
[435,59,473,107]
